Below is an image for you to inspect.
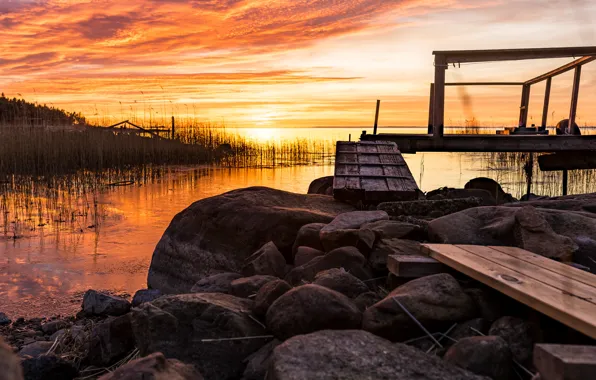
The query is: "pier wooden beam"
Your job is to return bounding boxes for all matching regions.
[360,133,596,153]
[525,56,596,86]
[569,66,582,135]
[445,82,524,86]
[427,83,434,134]
[433,56,446,138]
[434,46,596,64]
[542,77,552,128]
[534,344,596,380]
[539,152,596,171]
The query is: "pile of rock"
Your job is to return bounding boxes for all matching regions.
[2,180,596,380]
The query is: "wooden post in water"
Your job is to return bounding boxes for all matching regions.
[569,66,581,134]
[428,83,435,134]
[541,77,551,128]
[171,116,175,139]
[433,56,446,138]
[562,170,569,196]
[373,99,380,135]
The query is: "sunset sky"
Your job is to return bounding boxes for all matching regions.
[1,0,596,128]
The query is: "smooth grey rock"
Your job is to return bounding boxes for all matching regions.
[378,198,483,219]
[190,272,243,294]
[230,275,278,298]
[242,339,280,380]
[266,285,361,340]
[360,219,425,241]
[444,336,512,380]
[293,246,324,267]
[267,330,487,380]
[362,273,477,341]
[254,280,292,317]
[22,354,78,380]
[319,211,387,252]
[132,289,163,307]
[291,223,326,255]
[82,290,131,316]
[312,268,369,298]
[307,176,333,196]
[41,320,70,335]
[489,316,536,363]
[18,341,53,358]
[87,314,135,366]
[98,352,203,380]
[242,242,286,278]
[465,177,515,204]
[0,312,11,326]
[368,238,421,272]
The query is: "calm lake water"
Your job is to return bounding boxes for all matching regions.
[0,126,593,318]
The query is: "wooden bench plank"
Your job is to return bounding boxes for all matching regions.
[488,246,596,289]
[421,244,596,339]
[387,255,447,278]
[456,245,596,305]
[534,344,596,380]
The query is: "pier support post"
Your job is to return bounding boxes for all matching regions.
[562,170,569,196]
[541,77,551,128]
[518,84,531,127]
[433,56,446,138]
[569,66,581,134]
[428,83,435,134]
[171,116,175,139]
[373,99,380,135]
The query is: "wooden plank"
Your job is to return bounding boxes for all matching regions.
[445,82,524,86]
[487,246,596,289]
[456,245,596,305]
[387,255,446,278]
[526,56,596,85]
[538,152,596,171]
[534,344,596,380]
[433,46,596,64]
[421,244,596,339]
[359,133,596,153]
[433,55,446,138]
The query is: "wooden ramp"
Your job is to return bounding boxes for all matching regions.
[421,244,596,339]
[333,141,419,203]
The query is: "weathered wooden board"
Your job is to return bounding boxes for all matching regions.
[333,141,419,203]
[534,344,596,380]
[421,244,596,339]
[539,151,596,171]
[387,255,446,278]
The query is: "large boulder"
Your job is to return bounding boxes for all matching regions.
[427,187,497,206]
[464,177,515,204]
[0,337,22,380]
[444,336,512,380]
[267,330,487,380]
[489,316,536,364]
[18,341,53,358]
[131,293,267,380]
[190,272,242,294]
[312,268,369,298]
[428,206,594,263]
[319,211,388,252]
[132,289,163,307]
[241,242,286,278]
[148,187,353,293]
[362,273,477,341]
[87,314,136,366]
[284,246,369,285]
[98,352,203,380]
[307,176,333,196]
[82,290,131,316]
[378,198,483,219]
[265,284,361,340]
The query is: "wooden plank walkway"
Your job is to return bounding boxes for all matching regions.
[421,244,596,339]
[333,141,419,203]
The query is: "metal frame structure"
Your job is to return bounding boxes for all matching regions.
[430,46,596,137]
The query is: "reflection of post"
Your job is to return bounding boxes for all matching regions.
[171,116,175,140]
[569,66,581,135]
[428,83,435,134]
[373,100,380,135]
[541,78,551,128]
[433,56,446,138]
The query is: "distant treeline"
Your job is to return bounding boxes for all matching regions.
[0,93,87,126]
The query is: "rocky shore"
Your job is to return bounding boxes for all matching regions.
[2,177,596,379]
